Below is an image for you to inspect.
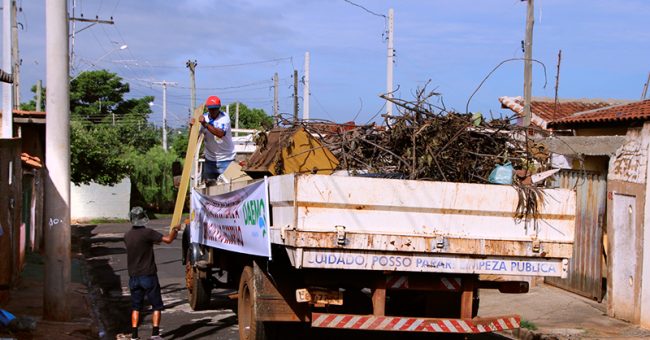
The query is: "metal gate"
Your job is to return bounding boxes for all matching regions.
[545,170,607,301]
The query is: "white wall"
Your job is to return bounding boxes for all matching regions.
[71,178,130,221]
[641,122,650,329]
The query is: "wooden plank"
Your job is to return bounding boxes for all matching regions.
[460,278,475,319]
[170,105,204,231]
[372,278,386,316]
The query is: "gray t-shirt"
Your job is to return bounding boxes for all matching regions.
[201,111,235,162]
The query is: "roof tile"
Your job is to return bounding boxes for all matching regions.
[550,99,650,126]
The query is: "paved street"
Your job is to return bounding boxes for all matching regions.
[77,218,508,340]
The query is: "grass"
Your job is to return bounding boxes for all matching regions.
[520,319,538,330]
[84,213,189,224]
[87,218,129,224]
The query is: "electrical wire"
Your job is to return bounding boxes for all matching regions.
[106,57,292,69]
[342,0,385,18]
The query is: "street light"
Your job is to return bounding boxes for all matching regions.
[70,44,127,81]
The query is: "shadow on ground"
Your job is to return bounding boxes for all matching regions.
[73,225,132,339]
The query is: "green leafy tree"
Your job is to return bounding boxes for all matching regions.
[19,84,46,111]
[69,70,160,185]
[70,120,132,185]
[170,127,189,158]
[224,102,273,130]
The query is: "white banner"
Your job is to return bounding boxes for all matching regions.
[190,179,271,258]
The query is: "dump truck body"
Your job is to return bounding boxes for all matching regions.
[186,173,575,338]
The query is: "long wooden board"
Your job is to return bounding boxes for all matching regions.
[170,105,205,231]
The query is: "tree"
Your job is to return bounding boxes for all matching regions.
[224,102,273,130]
[69,70,159,185]
[70,120,132,185]
[19,84,46,111]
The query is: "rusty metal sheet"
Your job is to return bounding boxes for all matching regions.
[272,229,573,259]
[546,170,606,301]
[242,127,339,178]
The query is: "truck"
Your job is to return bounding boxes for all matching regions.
[180,153,576,339]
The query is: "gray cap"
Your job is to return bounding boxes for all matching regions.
[129,206,149,226]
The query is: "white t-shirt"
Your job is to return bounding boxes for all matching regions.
[200,111,235,161]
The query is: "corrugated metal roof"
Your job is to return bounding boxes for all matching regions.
[549,99,650,126]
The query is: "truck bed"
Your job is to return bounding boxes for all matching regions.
[266,174,575,277]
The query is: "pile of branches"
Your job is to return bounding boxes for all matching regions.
[300,87,544,184]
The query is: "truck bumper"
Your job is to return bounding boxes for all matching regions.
[311,313,520,333]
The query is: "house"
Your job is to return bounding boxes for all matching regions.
[548,99,650,328]
[0,109,46,302]
[499,97,650,329]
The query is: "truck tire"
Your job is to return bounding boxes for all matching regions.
[186,252,211,310]
[238,265,267,340]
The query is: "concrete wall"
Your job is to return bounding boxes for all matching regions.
[642,122,650,329]
[71,178,130,221]
[606,123,649,326]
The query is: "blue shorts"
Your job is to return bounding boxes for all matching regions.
[129,275,164,311]
[203,160,233,181]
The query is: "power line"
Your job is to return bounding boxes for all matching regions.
[107,57,292,69]
[343,0,386,18]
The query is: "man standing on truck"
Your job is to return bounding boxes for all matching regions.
[124,206,180,340]
[190,95,235,184]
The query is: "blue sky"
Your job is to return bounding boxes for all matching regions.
[13,0,650,128]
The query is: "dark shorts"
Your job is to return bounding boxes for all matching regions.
[202,160,233,181]
[129,275,164,311]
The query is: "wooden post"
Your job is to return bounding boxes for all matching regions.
[273,72,279,126]
[170,105,205,230]
[553,50,562,121]
[186,60,197,120]
[372,278,386,316]
[293,69,299,122]
[460,278,475,319]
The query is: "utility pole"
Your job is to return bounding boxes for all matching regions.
[186,60,197,120]
[2,0,14,137]
[293,69,298,122]
[303,51,310,120]
[11,0,19,108]
[553,50,562,121]
[641,72,650,100]
[386,8,395,118]
[152,80,177,151]
[522,0,534,128]
[273,72,279,126]
[70,0,76,71]
[44,0,70,321]
[69,1,114,72]
[235,102,240,136]
[36,80,42,111]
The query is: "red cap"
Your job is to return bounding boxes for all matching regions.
[205,95,221,109]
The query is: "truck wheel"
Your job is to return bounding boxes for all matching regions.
[238,265,267,340]
[186,252,211,310]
